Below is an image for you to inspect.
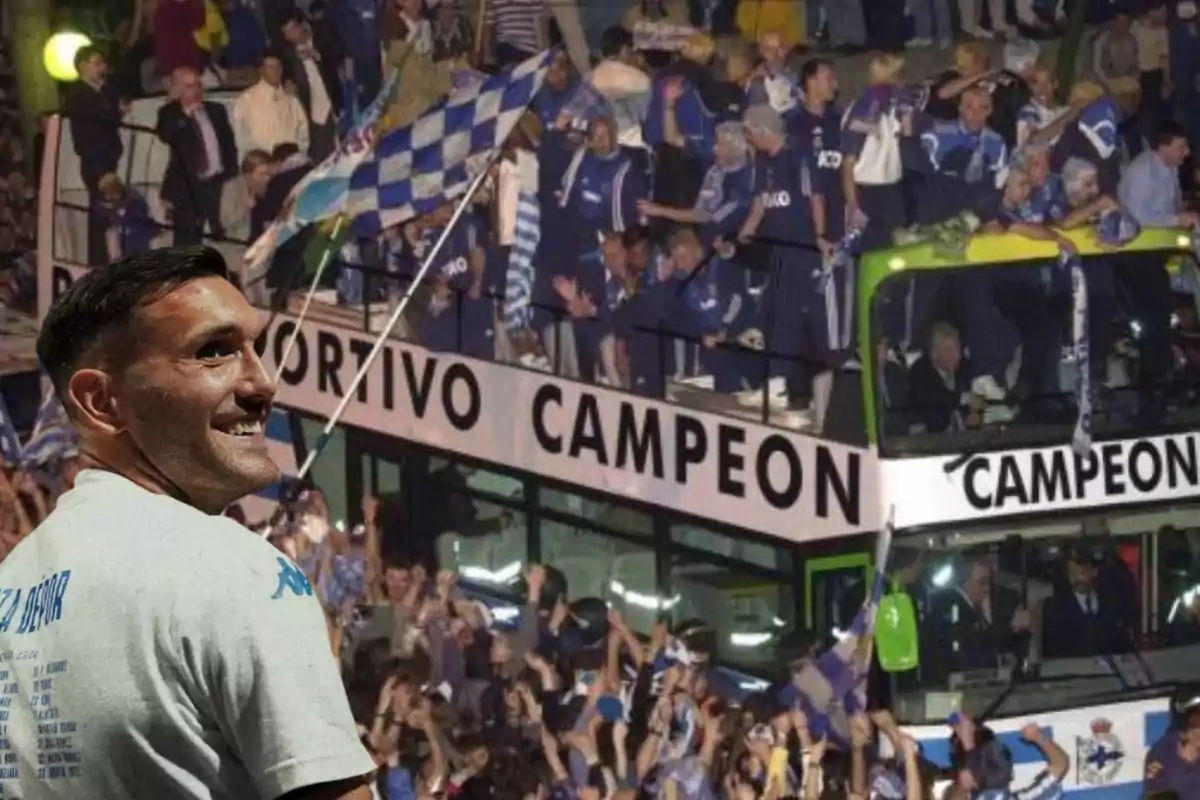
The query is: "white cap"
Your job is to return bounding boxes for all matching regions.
[1180,1,1197,19]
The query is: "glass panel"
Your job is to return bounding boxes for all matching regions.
[870,250,1200,457]
[539,485,654,540]
[670,549,796,671]
[890,502,1200,725]
[539,520,659,635]
[807,558,869,638]
[671,522,793,574]
[436,495,528,591]
[429,457,524,501]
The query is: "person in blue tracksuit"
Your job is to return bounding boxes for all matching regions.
[737,104,834,407]
[1170,1,1200,163]
[917,87,1010,225]
[792,58,855,357]
[327,0,381,106]
[666,228,758,394]
[636,120,756,246]
[623,246,687,398]
[533,52,580,131]
[956,163,1067,408]
[566,231,632,385]
[559,116,648,261]
[418,208,493,360]
[1018,144,1070,225]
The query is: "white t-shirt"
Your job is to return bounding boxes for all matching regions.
[0,469,373,798]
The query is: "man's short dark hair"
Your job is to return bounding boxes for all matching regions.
[271,142,301,161]
[37,246,229,397]
[800,57,834,89]
[280,9,307,28]
[73,44,103,72]
[600,26,633,59]
[1153,120,1189,150]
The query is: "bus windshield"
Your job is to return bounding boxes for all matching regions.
[869,247,1200,457]
[887,501,1200,726]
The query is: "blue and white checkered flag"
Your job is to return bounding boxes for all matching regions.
[244,67,403,272]
[781,520,893,745]
[0,393,22,467]
[346,51,554,235]
[21,382,78,469]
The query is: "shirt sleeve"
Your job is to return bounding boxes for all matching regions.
[1012,770,1065,800]
[185,537,374,799]
[1118,161,1179,227]
[1143,744,1172,793]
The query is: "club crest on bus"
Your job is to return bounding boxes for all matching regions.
[1077,718,1124,786]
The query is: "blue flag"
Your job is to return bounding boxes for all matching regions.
[346,51,554,235]
[782,519,893,745]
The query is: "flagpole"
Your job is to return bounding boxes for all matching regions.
[274,214,349,383]
[261,155,498,536]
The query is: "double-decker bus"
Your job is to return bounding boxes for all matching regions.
[39,106,1200,796]
[863,228,1200,795]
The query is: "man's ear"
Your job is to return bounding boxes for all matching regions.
[66,368,127,435]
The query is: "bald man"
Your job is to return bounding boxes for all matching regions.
[156,66,238,246]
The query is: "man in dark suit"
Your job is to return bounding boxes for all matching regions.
[156,67,238,246]
[1041,547,1134,659]
[926,556,1032,682]
[280,10,343,162]
[63,45,129,265]
[908,321,982,434]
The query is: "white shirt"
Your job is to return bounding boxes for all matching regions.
[299,53,333,126]
[0,470,372,798]
[193,106,224,180]
[400,12,434,58]
[233,80,310,154]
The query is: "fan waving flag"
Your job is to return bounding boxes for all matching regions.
[243,67,403,273]
[346,50,554,236]
[781,518,894,745]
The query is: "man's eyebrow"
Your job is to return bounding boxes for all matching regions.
[183,323,250,347]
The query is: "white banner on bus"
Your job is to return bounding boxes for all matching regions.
[882,432,1200,529]
[41,262,877,540]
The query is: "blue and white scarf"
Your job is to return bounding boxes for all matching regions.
[504,191,540,331]
[1058,248,1091,456]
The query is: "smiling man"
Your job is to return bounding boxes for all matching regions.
[0,246,373,798]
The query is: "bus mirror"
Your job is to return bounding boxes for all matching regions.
[876,591,919,673]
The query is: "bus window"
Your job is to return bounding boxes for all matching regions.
[805,552,871,642]
[889,504,1200,725]
[863,234,1200,456]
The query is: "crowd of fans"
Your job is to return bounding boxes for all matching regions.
[250,485,1081,800]
[0,39,37,319]
[55,0,1200,438]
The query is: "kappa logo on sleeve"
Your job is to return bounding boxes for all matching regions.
[270,557,314,600]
